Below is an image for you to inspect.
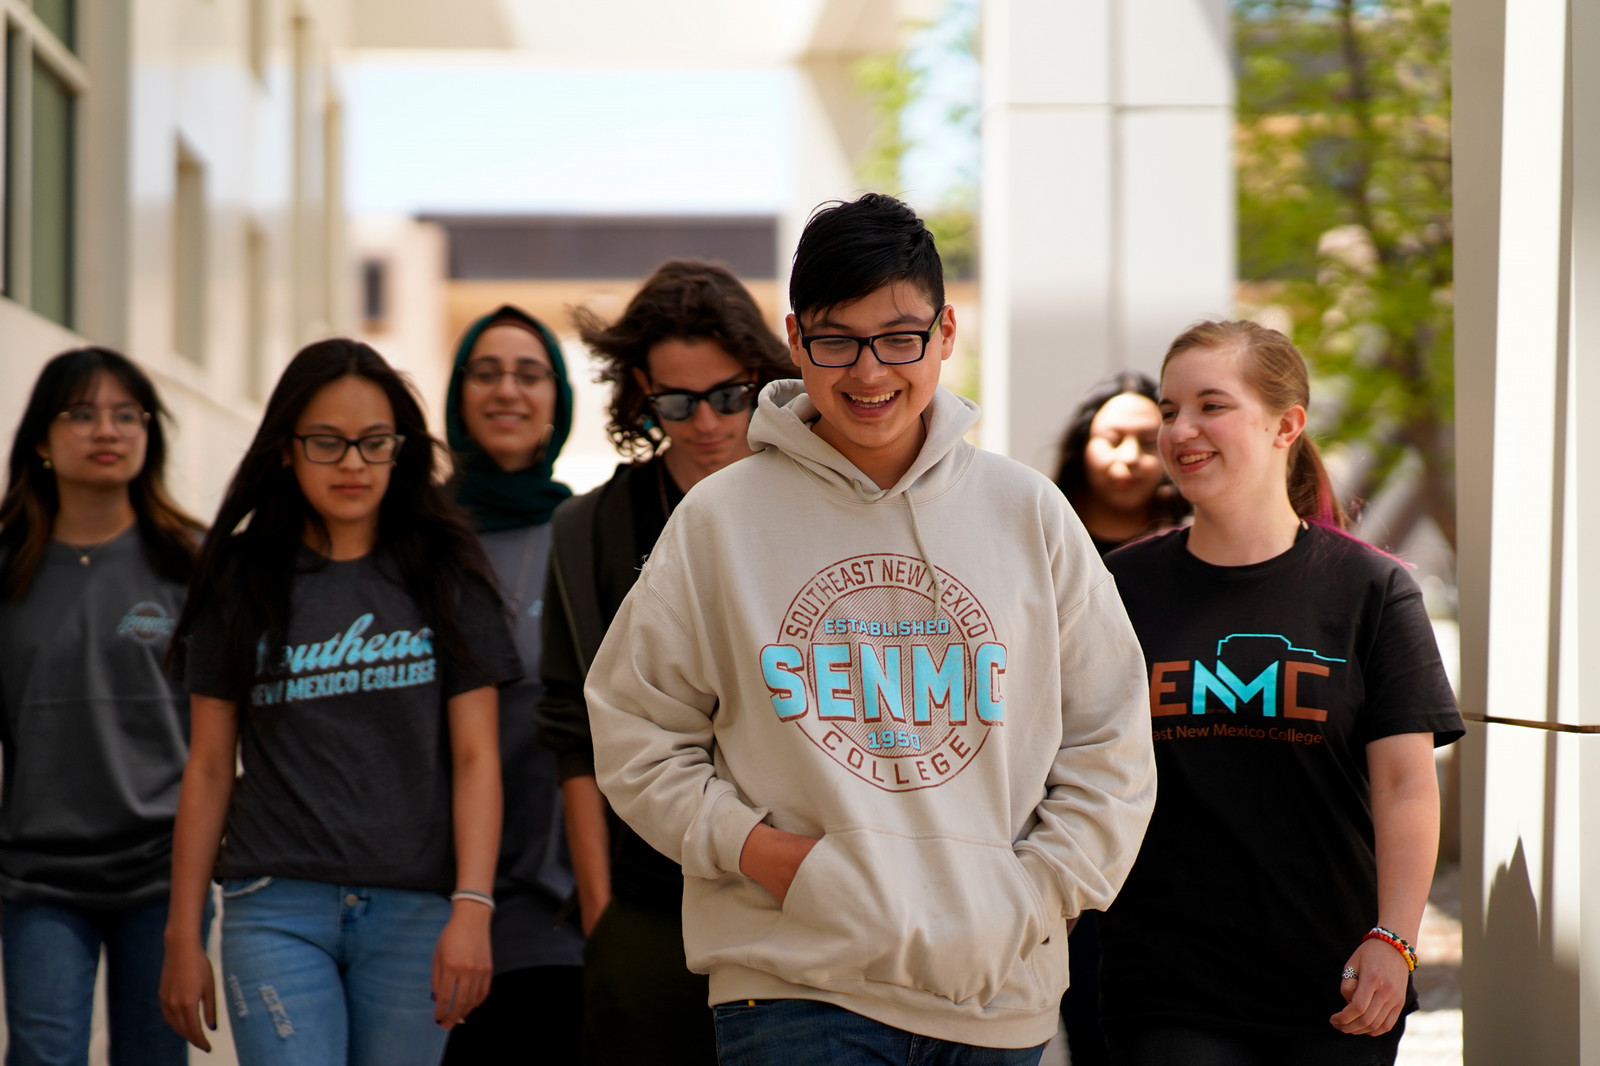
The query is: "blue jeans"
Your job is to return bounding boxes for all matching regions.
[713,999,1047,1066]
[1,893,213,1066]
[218,876,451,1066]
[1104,1020,1405,1066]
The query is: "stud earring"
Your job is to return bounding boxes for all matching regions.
[41,457,51,470]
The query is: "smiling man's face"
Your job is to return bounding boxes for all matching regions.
[786,280,955,490]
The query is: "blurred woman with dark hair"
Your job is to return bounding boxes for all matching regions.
[0,347,205,1066]
[1053,371,1189,557]
[538,260,794,1064]
[1053,371,1191,1065]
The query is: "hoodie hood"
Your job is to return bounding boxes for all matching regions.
[748,379,980,503]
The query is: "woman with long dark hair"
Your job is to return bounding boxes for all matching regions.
[1098,321,1462,1065]
[439,306,584,1063]
[158,339,520,1065]
[1053,371,1188,555]
[0,347,205,1065]
[537,260,794,1064]
[1052,371,1189,1066]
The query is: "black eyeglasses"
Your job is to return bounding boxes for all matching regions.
[462,360,556,390]
[292,433,405,465]
[645,381,759,422]
[798,307,946,368]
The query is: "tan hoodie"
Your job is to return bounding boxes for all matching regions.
[587,381,1156,1048]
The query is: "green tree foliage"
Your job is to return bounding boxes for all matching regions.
[1237,0,1455,549]
[851,0,979,279]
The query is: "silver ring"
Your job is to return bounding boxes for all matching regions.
[1342,966,1359,981]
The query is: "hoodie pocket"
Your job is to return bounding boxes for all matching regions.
[744,827,1057,1010]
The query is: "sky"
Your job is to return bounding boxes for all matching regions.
[343,2,980,219]
[345,64,797,216]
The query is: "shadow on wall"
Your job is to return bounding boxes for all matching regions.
[1471,837,1577,1062]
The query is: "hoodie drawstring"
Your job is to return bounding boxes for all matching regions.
[904,492,945,609]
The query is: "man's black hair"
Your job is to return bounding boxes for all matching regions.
[789,193,945,321]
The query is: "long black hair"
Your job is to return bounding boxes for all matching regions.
[0,347,203,600]
[1053,370,1189,527]
[173,338,499,699]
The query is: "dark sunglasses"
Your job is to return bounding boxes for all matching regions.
[646,381,759,422]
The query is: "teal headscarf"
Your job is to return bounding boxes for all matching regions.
[446,305,574,532]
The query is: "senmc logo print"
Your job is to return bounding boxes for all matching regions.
[759,554,1006,792]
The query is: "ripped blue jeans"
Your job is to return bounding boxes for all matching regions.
[218,876,450,1066]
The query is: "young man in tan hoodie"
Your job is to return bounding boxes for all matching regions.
[585,193,1156,1064]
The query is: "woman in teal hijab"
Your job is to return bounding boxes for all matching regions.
[442,305,585,1063]
[446,305,574,529]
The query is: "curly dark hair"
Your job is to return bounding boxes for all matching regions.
[1054,370,1189,528]
[573,260,794,461]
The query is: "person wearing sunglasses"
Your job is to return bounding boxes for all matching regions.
[537,260,793,1065]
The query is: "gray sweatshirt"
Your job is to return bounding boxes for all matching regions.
[587,382,1157,1049]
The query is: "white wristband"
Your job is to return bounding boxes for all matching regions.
[450,888,496,911]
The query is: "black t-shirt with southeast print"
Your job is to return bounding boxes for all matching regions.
[187,549,520,895]
[1099,524,1463,1038]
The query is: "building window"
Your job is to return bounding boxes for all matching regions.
[361,258,387,332]
[173,140,207,363]
[2,0,86,328]
[31,0,71,49]
[245,222,267,399]
[248,0,268,86]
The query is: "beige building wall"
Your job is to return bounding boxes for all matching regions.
[0,0,361,525]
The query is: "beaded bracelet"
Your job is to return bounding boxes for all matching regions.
[1363,926,1418,972]
[451,888,497,912]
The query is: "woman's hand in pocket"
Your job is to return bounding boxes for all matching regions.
[739,823,820,905]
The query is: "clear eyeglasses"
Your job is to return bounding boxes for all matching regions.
[292,433,405,465]
[462,361,556,390]
[56,403,150,437]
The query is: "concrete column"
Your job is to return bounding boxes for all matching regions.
[1455,0,1600,1060]
[780,55,876,318]
[979,0,1233,472]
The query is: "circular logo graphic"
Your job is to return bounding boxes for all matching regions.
[765,553,1005,792]
[117,601,174,644]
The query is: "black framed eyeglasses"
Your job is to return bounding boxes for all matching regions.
[645,381,760,422]
[462,360,556,390]
[798,307,946,368]
[292,433,405,465]
[56,403,149,437]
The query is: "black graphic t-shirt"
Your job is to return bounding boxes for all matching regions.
[187,550,520,894]
[1099,525,1462,1038]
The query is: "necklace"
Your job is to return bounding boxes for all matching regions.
[68,538,114,566]
[61,523,131,567]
